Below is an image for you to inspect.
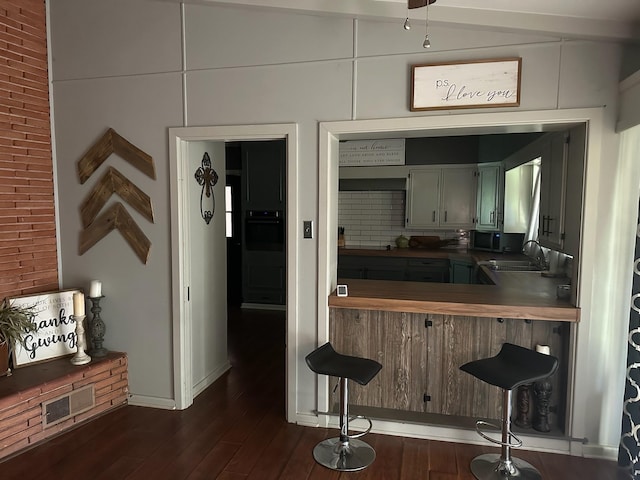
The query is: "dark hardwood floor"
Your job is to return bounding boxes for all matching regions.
[1,307,626,479]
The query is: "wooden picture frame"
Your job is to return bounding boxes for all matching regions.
[8,289,82,367]
[410,57,521,111]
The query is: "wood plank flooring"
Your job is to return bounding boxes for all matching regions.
[0,307,626,479]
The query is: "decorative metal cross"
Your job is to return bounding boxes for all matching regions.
[194,152,219,225]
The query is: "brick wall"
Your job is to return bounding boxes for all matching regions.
[0,0,58,298]
[0,352,128,461]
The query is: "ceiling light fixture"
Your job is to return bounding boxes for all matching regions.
[403,11,411,30]
[406,0,436,48]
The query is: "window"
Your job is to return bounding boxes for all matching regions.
[225,185,233,238]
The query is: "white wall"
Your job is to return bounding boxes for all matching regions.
[186,141,229,396]
[48,0,633,453]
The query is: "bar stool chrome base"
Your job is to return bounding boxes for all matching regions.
[470,453,542,480]
[313,437,376,472]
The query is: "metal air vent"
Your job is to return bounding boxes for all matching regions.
[42,385,95,428]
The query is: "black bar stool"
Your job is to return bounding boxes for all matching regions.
[460,343,558,480]
[305,342,382,472]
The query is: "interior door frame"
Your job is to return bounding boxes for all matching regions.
[169,123,298,414]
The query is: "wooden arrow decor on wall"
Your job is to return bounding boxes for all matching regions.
[79,203,151,264]
[80,167,154,228]
[77,128,156,264]
[77,128,156,184]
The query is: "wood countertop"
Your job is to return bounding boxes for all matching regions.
[329,276,579,322]
[338,246,524,262]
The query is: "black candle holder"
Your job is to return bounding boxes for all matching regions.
[514,383,532,428]
[532,377,553,432]
[88,296,108,357]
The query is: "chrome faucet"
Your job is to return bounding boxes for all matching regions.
[522,239,548,270]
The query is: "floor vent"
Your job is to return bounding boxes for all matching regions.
[42,384,95,428]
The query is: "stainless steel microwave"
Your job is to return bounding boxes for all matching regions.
[470,231,524,253]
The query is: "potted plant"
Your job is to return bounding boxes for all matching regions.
[0,299,37,376]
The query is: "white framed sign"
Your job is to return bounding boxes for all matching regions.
[411,58,521,111]
[339,139,405,166]
[8,289,81,367]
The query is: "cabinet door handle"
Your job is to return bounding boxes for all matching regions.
[432,211,436,222]
[546,216,553,235]
[444,211,448,222]
[490,211,494,223]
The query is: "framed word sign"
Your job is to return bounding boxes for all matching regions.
[9,289,81,367]
[410,58,521,111]
[339,139,406,166]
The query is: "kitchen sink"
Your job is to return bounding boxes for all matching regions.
[477,260,544,272]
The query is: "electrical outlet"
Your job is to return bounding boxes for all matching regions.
[303,221,313,239]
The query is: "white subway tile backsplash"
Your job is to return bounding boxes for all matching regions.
[338,190,465,248]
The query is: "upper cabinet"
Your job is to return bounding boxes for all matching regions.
[538,128,585,254]
[406,166,477,230]
[241,140,286,211]
[475,163,503,231]
[538,133,567,250]
[406,168,440,228]
[501,127,585,256]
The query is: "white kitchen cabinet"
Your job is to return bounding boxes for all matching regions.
[406,166,477,229]
[538,132,567,250]
[475,163,503,231]
[406,168,440,228]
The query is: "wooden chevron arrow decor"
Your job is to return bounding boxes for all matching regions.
[77,128,156,184]
[77,128,156,264]
[80,167,154,228]
[79,202,151,264]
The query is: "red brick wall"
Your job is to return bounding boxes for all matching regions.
[0,0,58,299]
[0,353,128,461]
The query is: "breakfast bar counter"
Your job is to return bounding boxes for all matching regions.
[329,276,579,322]
[329,247,576,429]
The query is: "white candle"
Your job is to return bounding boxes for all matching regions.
[89,280,102,298]
[536,344,550,355]
[73,292,85,316]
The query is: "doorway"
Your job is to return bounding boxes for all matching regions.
[316,108,605,444]
[169,124,298,417]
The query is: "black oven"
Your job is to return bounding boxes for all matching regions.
[244,210,284,251]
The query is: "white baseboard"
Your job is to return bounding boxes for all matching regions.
[296,413,624,457]
[128,362,231,410]
[295,412,321,428]
[582,444,618,461]
[127,394,177,410]
[193,362,232,398]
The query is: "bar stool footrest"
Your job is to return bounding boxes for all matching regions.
[475,420,523,448]
[347,415,373,439]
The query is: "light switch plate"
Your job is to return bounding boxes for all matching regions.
[303,220,313,239]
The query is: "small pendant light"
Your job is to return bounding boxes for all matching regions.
[423,0,431,48]
[403,1,411,30]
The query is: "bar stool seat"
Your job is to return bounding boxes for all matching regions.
[306,342,382,472]
[460,343,558,480]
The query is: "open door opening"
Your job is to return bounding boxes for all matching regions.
[169,125,297,420]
